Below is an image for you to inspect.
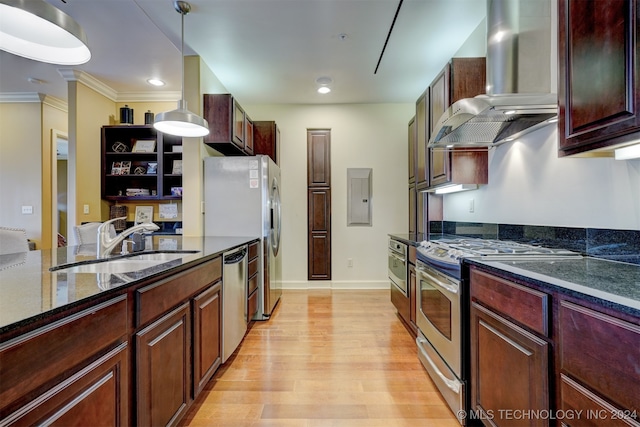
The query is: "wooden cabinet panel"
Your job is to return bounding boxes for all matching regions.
[247,289,259,322]
[308,190,330,232]
[248,241,259,261]
[253,121,280,165]
[429,65,451,187]
[193,282,222,399]
[558,0,640,156]
[244,115,254,155]
[560,374,640,427]
[2,343,128,427]
[408,117,416,184]
[136,302,191,427]
[471,302,549,426]
[308,188,331,280]
[307,130,331,187]
[203,94,255,156]
[0,296,127,411]
[415,91,428,187]
[471,268,549,336]
[408,185,416,235]
[559,300,640,414]
[136,257,221,327]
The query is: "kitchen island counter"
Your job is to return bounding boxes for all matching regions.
[464,256,640,317]
[0,235,257,335]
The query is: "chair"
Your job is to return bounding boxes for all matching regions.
[0,227,29,255]
[73,222,116,245]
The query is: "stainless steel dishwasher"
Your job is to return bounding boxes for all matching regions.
[222,245,248,363]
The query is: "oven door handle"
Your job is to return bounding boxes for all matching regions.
[416,336,461,394]
[388,251,406,264]
[416,267,458,295]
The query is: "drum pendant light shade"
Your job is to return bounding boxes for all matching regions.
[0,0,91,65]
[153,1,209,138]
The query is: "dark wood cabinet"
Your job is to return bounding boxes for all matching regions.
[470,268,550,426]
[254,121,280,165]
[101,125,183,201]
[307,129,331,187]
[203,94,255,156]
[136,302,191,427]
[192,282,222,399]
[308,188,331,280]
[428,58,487,189]
[408,185,416,234]
[408,116,416,184]
[415,91,429,188]
[247,240,260,322]
[558,0,640,156]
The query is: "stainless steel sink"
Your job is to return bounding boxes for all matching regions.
[51,251,199,274]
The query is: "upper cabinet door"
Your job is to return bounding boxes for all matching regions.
[408,117,416,184]
[429,65,452,188]
[415,90,429,188]
[558,0,640,156]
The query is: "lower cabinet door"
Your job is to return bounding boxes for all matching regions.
[471,302,549,426]
[136,303,191,427]
[193,282,222,398]
[2,342,129,426]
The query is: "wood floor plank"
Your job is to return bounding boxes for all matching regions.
[179,289,457,426]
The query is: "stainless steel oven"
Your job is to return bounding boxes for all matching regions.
[388,239,407,296]
[415,260,465,422]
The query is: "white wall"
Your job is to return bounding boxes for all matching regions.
[443,126,640,230]
[244,103,414,288]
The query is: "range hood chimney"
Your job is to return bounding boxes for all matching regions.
[428,0,557,150]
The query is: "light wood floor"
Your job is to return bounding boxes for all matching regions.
[180,289,459,427]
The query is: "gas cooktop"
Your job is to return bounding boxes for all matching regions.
[417,237,582,279]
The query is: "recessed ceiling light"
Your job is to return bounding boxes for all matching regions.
[147,78,165,87]
[317,86,331,94]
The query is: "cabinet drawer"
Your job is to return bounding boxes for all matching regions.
[248,257,258,279]
[559,300,640,414]
[248,273,258,295]
[409,245,416,265]
[470,268,549,336]
[136,257,221,327]
[248,241,259,260]
[560,374,640,427]
[247,289,258,322]
[0,296,127,411]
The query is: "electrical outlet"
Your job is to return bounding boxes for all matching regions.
[347,258,353,267]
[83,204,90,214]
[469,198,475,213]
[21,205,33,214]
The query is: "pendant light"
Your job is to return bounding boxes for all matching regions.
[0,0,91,65]
[153,1,209,138]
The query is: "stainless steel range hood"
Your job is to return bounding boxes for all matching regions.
[429,0,557,150]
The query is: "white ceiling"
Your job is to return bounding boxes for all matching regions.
[0,0,487,105]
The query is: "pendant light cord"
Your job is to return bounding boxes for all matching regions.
[180,8,185,105]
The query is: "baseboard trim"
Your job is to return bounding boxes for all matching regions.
[281,280,389,290]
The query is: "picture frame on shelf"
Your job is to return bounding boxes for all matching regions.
[171,187,183,197]
[132,139,156,153]
[146,162,158,174]
[134,206,154,225]
[111,161,131,175]
[172,160,183,175]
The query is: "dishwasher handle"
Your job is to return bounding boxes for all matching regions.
[224,247,247,264]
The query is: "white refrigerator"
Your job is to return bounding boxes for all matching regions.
[204,155,282,319]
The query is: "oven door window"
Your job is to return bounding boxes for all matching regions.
[420,277,452,340]
[388,252,406,287]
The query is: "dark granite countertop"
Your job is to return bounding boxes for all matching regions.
[464,257,640,317]
[0,235,258,334]
[388,233,457,246]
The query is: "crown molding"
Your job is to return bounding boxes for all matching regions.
[42,95,68,112]
[116,91,182,103]
[58,68,118,101]
[0,92,45,103]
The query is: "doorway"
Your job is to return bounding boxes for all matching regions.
[51,129,68,247]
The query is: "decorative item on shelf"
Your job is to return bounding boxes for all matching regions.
[134,206,154,225]
[109,205,128,232]
[171,145,183,153]
[144,110,154,125]
[171,187,183,197]
[133,166,146,175]
[172,159,183,175]
[146,162,158,174]
[120,105,134,124]
[132,139,156,153]
[159,203,179,219]
[126,188,151,197]
[111,161,131,175]
[111,141,129,152]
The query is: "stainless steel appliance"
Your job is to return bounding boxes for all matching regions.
[204,156,282,320]
[414,237,581,424]
[388,238,407,296]
[222,245,247,363]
